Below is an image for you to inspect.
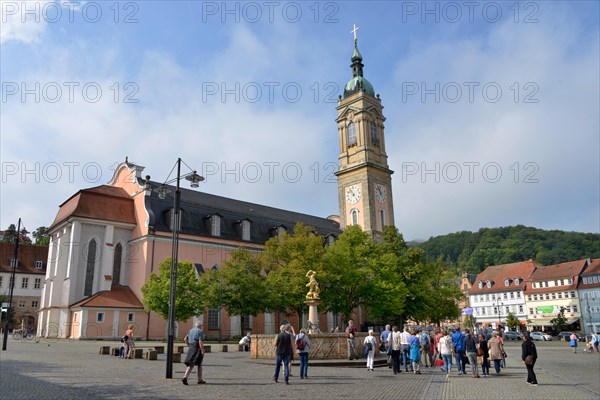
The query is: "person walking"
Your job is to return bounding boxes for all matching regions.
[464,329,479,378]
[273,325,292,384]
[451,328,465,375]
[389,326,402,374]
[296,329,310,379]
[123,324,135,359]
[488,332,504,375]
[438,330,454,379]
[521,332,538,386]
[286,325,296,376]
[409,330,422,374]
[181,321,206,385]
[380,324,392,368]
[570,333,578,353]
[400,327,412,372]
[345,320,360,360]
[420,330,432,367]
[364,330,377,371]
[478,333,490,377]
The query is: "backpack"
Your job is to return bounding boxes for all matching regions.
[421,333,430,348]
[296,335,305,351]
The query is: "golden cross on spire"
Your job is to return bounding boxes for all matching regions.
[351,24,359,43]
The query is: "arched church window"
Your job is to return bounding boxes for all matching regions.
[84,239,97,296]
[112,243,122,285]
[370,121,379,145]
[350,208,359,226]
[347,122,357,146]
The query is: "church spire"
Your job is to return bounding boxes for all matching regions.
[344,24,374,97]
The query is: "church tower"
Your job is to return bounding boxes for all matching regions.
[335,28,395,242]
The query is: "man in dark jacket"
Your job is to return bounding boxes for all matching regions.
[463,329,479,378]
[273,325,292,385]
[521,332,538,386]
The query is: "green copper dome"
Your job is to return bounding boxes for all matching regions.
[344,42,375,98]
[344,76,375,96]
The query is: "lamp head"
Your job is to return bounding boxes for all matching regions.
[185,171,204,188]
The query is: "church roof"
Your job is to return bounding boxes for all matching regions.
[49,186,136,231]
[143,178,341,244]
[70,285,143,309]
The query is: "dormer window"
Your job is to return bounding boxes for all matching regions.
[478,281,483,289]
[514,278,520,285]
[486,280,492,288]
[241,220,251,241]
[209,215,221,236]
[35,260,43,269]
[504,278,510,287]
[273,225,287,236]
[326,234,336,246]
[166,208,183,231]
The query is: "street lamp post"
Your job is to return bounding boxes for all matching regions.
[2,218,27,351]
[151,158,204,379]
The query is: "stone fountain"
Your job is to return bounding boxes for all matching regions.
[250,270,374,360]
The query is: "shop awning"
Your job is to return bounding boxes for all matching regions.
[567,318,580,325]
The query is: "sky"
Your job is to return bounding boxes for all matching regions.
[1,0,599,241]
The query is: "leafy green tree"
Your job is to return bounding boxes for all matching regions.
[550,307,568,333]
[319,225,380,322]
[2,224,18,243]
[423,257,462,326]
[32,226,50,246]
[464,314,477,333]
[141,258,205,323]
[261,223,326,319]
[200,248,267,334]
[506,311,523,331]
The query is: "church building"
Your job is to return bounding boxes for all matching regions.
[37,34,395,340]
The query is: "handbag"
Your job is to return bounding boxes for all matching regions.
[379,342,385,352]
[524,355,534,365]
[477,347,483,357]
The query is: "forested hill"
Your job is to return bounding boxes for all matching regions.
[416,225,600,274]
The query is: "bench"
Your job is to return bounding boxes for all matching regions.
[133,348,144,359]
[111,347,121,356]
[176,345,185,353]
[172,353,181,363]
[98,346,110,355]
[203,345,211,353]
[222,345,228,352]
[145,350,158,360]
[154,346,165,354]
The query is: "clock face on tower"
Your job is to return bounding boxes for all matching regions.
[375,184,387,203]
[346,184,361,204]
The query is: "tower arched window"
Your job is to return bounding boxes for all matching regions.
[112,243,122,285]
[347,122,357,146]
[379,209,385,228]
[84,239,97,296]
[350,208,359,226]
[370,121,379,145]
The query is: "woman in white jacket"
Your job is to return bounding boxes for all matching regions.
[437,330,454,378]
[364,330,377,371]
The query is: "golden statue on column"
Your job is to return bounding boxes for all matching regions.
[305,270,320,299]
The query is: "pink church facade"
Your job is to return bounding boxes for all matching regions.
[37,161,340,340]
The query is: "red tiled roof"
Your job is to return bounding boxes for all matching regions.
[578,258,600,289]
[524,259,588,293]
[469,260,537,294]
[70,285,143,309]
[0,242,48,274]
[49,185,136,230]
